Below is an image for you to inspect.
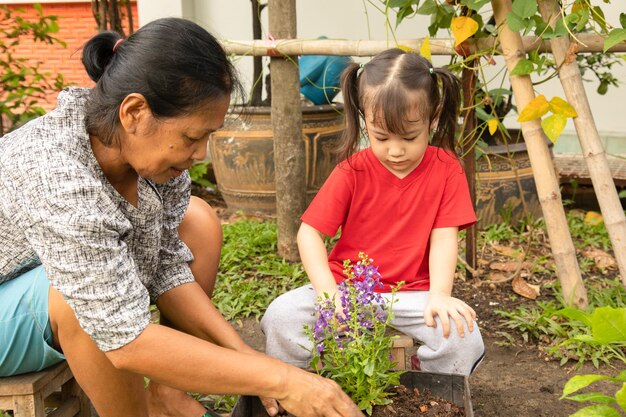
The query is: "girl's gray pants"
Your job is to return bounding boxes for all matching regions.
[260,284,485,376]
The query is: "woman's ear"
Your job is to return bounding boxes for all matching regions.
[119,93,150,135]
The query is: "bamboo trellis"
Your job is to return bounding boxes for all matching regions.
[538,0,626,287]
[221,33,626,57]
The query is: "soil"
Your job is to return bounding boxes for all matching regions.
[194,184,622,417]
[371,386,464,417]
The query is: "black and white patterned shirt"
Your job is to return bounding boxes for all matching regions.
[0,88,195,351]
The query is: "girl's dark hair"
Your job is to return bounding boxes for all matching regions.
[82,17,243,145]
[338,48,461,162]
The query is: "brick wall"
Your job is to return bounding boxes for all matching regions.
[4,2,138,109]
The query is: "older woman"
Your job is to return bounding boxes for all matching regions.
[0,17,362,417]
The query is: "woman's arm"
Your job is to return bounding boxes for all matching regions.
[155,281,254,352]
[105,323,359,417]
[297,222,338,298]
[104,284,361,417]
[425,227,476,338]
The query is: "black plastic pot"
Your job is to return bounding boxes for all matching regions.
[230,371,473,417]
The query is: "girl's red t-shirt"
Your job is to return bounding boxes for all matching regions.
[301,146,476,292]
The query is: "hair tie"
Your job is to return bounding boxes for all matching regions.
[429,67,434,75]
[113,38,124,53]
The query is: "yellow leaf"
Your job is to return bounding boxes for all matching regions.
[397,44,415,53]
[548,96,578,118]
[584,211,603,226]
[541,114,567,143]
[451,17,479,47]
[517,95,550,122]
[420,36,431,61]
[487,118,498,135]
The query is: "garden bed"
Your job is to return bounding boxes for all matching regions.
[193,184,625,417]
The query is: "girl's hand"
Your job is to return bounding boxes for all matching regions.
[424,293,476,338]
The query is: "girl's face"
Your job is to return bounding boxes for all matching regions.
[364,105,432,179]
[120,95,230,184]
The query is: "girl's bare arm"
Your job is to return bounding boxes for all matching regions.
[297,222,339,298]
[426,227,476,337]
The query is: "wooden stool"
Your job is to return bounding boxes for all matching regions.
[389,329,414,370]
[0,361,90,417]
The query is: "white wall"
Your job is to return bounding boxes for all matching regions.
[136,0,626,138]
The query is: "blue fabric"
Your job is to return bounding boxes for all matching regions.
[300,53,352,105]
[0,265,65,376]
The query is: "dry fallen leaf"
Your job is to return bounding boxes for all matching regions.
[512,275,540,300]
[582,247,617,271]
[489,261,532,272]
[487,272,509,282]
[419,404,429,413]
[490,244,522,259]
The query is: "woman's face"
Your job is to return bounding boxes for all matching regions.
[121,95,230,184]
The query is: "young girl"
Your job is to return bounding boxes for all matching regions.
[261,48,484,376]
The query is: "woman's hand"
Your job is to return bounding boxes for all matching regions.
[276,366,364,417]
[424,293,476,338]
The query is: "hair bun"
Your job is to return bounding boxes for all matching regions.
[82,32,122,82]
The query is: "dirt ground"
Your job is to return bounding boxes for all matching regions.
[231,281,609,417]
[198,186,619,417]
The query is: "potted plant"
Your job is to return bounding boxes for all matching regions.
[209,0,351,214]
[230,253,473,417]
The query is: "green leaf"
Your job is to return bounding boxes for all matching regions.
[512,0,537,19]
[511,59,534,76]
[620,13,626,29]
[590,6,607,33]
[33,3,42,13]
[591,307,626,343]
[565,393,615,403]
[604,28,626,53]
[416,0,436,15]
[555,308,592,326]
[570,405,621,417]
[465,0,491,11]
[387,0,411,8]
[506,12,526,32]
[616,383,626,412]
[562,375,613,397]
[616,370,626,382]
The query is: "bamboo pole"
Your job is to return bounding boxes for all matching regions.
[221,33,626,57]
[462,61,479,280]
[492,0,588,308]
[268,0,305,261]
[539,0,626,287]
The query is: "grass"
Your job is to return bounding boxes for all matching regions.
[487,209,626,367]
[212,218,308,321]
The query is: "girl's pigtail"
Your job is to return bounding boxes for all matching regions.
[336,62,363,163]
[431,68,462,158]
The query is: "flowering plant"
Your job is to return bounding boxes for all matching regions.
[304,252,403,415]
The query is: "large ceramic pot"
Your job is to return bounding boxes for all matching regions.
[209,104,344,214]
[475,129,549,228]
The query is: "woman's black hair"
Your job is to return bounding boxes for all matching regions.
[82,17,243,145]
[338,48,462,162]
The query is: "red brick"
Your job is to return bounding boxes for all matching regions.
[3,2,138,108]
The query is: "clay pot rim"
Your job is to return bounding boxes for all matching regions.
[228,103,344,116]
